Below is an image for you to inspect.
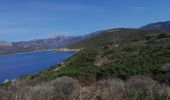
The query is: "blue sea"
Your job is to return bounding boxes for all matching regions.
[0,50,75,83]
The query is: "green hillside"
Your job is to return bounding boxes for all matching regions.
[68,28,170,48]
[35,29,170,83]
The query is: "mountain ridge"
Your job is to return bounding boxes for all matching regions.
[0,41,12,47]
[0,35,83,55]
[0,30,104,55]
[140,21,170,30]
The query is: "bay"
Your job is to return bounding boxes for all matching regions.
[0,50,75,83]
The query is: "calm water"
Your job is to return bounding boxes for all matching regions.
[0,50,75,83]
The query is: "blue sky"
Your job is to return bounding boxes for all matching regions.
[0,0,170,41]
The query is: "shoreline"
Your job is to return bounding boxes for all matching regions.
[0,49,56,57]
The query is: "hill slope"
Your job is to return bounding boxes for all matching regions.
[141,21,170,30]
[68,28,170,48]
[36,29,170,83]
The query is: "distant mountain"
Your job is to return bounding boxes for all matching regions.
[141,21,170,30]
[0,41,12,47]
[0,35,83,55]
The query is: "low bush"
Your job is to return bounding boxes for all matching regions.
[0,89,14,100]
[25,77,80,100]
[25,83,54,100]
[1,76,170,100]
[80,75,170,100]
[126,76,170,100]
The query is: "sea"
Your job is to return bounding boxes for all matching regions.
[0,50,75,83]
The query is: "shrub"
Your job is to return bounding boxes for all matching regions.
[0,89,14,100]
[1,75,170,100]
[126,75,157,92]
[8,78,45,100]
[156,34,169,39]
[126,75,170,100]
[96,79,125,100]
[80,85,98,100]
[80,76,170,100]
[80,79,126,100]
[25,83,54,100]
[25,77,80,100]
[51,77,80,100]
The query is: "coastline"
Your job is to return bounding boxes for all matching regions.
[0,49,56,57]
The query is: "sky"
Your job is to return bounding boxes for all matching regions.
[0,0,170,42]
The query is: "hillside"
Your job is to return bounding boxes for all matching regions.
[37,29,170,82]
[1,28,170,100]
[141,21,170,30]
[68,28,170,48]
